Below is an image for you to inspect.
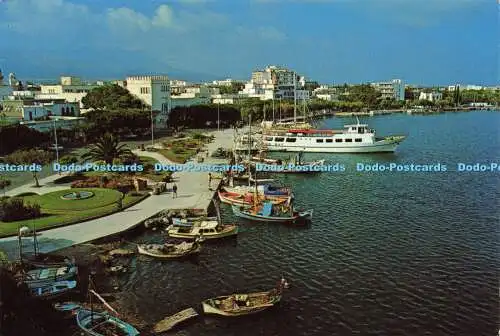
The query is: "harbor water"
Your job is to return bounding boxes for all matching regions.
[73,111,499,336]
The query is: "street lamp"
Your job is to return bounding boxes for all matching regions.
[53,118,59,166]
[150,105,154,148]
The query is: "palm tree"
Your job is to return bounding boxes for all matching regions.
[81,133,133,164]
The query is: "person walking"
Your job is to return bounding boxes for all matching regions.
[208,173,212,190]
[172,183,178,198]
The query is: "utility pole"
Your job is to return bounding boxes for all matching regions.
[272,97,275,122]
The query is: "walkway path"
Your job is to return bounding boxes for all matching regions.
[0,129,237,259]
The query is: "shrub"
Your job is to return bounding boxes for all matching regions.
[162,172,173,182]
[0,198,42,222]
[128,191,143,197]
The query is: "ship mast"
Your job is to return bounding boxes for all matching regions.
[293,72,297,123]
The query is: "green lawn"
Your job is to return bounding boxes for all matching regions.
[0,188,149,237]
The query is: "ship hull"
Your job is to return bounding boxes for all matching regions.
[264,137,404,153]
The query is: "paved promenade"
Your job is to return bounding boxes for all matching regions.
[0,129,237,259]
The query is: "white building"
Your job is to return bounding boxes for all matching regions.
[240,65,310,101]
[315,93,339,101]
[371,79,405,101]
[125,75,171,125]
[170,86,218,108]
[212,94,248,105]
[211,79,236,86]
[39,76,103,108]
[419,92,443,102]
[448,84,484,91]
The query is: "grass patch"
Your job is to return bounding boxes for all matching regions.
[0,188,149,237]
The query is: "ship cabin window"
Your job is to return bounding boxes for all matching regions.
[358,127,365,134]
[265,137,274,141]
[335,139,342,143]
[345,138,353,142]
[351,127,357,132]
[325,139,333,143]
[275,137,284,142]
[316,139,323,143]
[285,138,296,142]
[355,138,362,142]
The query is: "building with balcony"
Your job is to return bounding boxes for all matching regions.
[371,79,405,101]
[240,65,310,101]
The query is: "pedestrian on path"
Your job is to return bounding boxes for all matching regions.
[172,183,178,198]
[208,173,212,190]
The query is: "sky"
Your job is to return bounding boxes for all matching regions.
[0,0,497,85]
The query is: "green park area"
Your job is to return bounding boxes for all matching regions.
[0,188,149,237]
[158,133,214,163]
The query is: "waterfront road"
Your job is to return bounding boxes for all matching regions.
[0,129,237,259]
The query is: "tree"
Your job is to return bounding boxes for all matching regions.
[81,133,133,164]
[4,150,53,187]
[342,84,381,107]
[0,178,11,196]
[82,84,145,110]
[59,155,78,165]
[84,109,151,136]
[0,124,50,155]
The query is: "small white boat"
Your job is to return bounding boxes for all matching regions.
[30,280,77,299]
[137,239,202,259]
[167,220,238,240]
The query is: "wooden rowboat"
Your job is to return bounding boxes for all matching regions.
[23,265,78,288]
[201,278,288,317]
[154,307,198,333]
[76,309,140,336]
[137,240,201,259]
[30,280,77,299]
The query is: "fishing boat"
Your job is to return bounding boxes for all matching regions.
[247,152,326,174]
[76,309,140,336]
[23,265,78,287]
[223,184,292,197]
[232,201,313,224]
[30,280,77,299]
[201,278,289,317]
[167,220,238,240]
[137,239,202,259]
[22,253,74,268]
[171,216,217,226]
[218,190,289,207]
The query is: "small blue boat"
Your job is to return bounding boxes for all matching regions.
[76,309,140,336]
[30,280,77,299]
[232,201,313,224]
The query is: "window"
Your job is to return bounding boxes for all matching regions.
[71,107,75,115]
[316,139,323,143]
[355,138,362,142]
[345,138,352,142]
[335,139,342,143]
[285,138,296,142]
[326,139,333,143]
[274,137,284,142]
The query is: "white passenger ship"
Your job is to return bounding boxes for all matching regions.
[263,122,406,153]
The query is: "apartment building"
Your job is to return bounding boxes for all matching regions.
[240,65,310,101]
[371,79,405,101]
[419,91,443,102]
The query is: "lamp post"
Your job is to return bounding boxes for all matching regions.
[150,104,154,148]
[53,118,59,169]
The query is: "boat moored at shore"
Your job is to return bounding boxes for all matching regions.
[201,278,288,316]
[263,121,405,153]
